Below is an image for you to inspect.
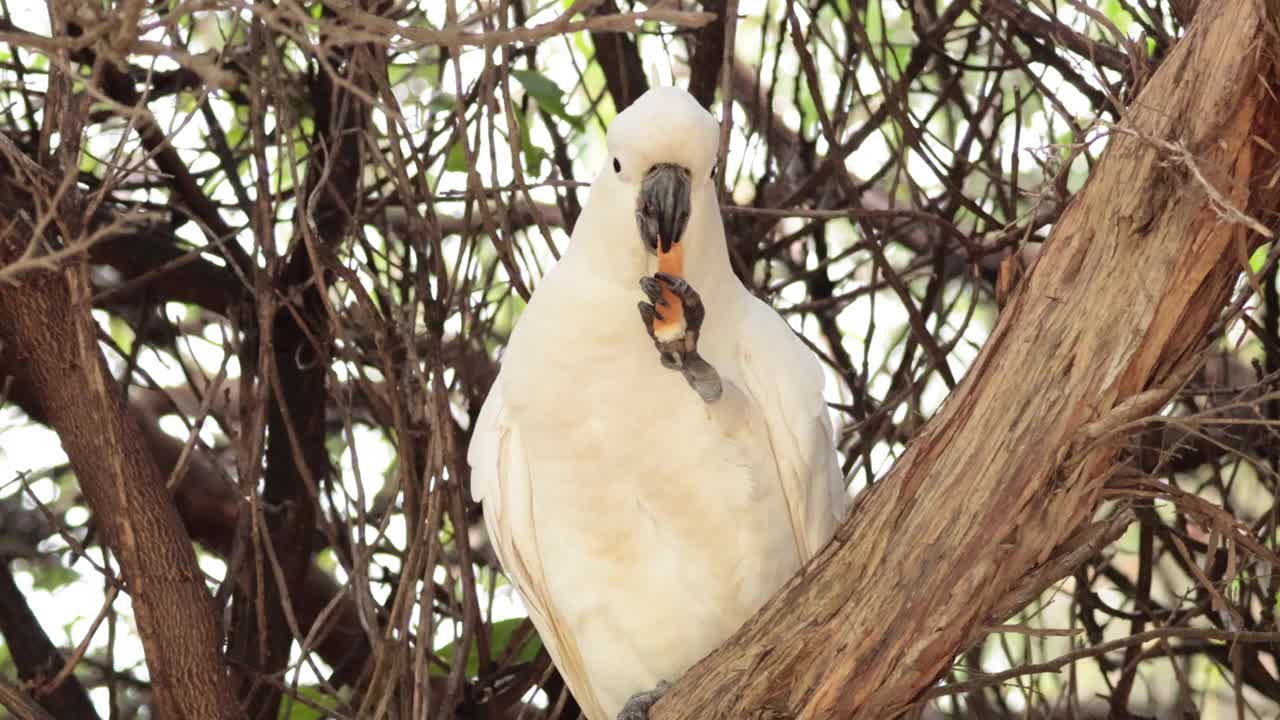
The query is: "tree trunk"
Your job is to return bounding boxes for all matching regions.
[0,146,244,719]
[653,1,1280,718]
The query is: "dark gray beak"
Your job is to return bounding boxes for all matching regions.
[635,163,691,254]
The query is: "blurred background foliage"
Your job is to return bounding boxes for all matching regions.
[3,0,1279,718]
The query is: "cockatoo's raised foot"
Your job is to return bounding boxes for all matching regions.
[617,680,672,720]
[651,273,704,331]
[638,274,722,403]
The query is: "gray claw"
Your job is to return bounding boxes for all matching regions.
[654,273,699,306]
[680,351,722,403]
[639,277,667,306]
[617,680,672,720]
[637,302,663,341]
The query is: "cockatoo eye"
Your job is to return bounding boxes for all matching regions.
[613,158,622,173]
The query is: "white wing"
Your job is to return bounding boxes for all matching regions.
[734,297,848,559]
[467,378,609,720]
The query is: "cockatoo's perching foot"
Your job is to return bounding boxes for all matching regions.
[617,680,672,720]
[638,273,723,403]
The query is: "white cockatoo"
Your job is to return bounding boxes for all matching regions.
[468,86,847,720]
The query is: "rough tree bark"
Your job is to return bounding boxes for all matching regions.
[652,1,1280,718]
[0,150,244,718]
[587,0,649,111]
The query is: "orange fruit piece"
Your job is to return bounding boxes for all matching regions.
[652,239,686,342]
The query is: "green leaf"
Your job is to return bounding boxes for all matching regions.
[79,149,98,176]
[446,139,468,173]
[0,639,12,675]
[225,121,245,148]
[511,70,582,130]
[433,618,542,678]
[428,92,459,113]
[30,563,78,592]
[516,110,546,175]
[388,63,414,85]
[1250,245,1269,274]
[108,316,134,353]
[1102,0,1133,34]
[277,686,339,720]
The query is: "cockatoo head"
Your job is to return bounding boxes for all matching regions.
[605,87,721,258]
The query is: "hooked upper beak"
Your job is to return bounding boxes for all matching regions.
[635,163,691,255]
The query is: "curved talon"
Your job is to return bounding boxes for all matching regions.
[681,351,723,403]
[637,302,664,341]
[639,277,668,306]
[653,273,697,304]
[617,680,672,720]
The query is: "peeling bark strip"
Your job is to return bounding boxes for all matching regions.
[0,155,244,718]
[652,2,1280,718]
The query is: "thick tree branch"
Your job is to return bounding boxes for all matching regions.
[652,2,1280,717]
[88,229,242,316]
[686,0,727,108]
[588,0,649,111]
[0,677,55,720]
[0,561,100,720]
[0,142,244,719]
